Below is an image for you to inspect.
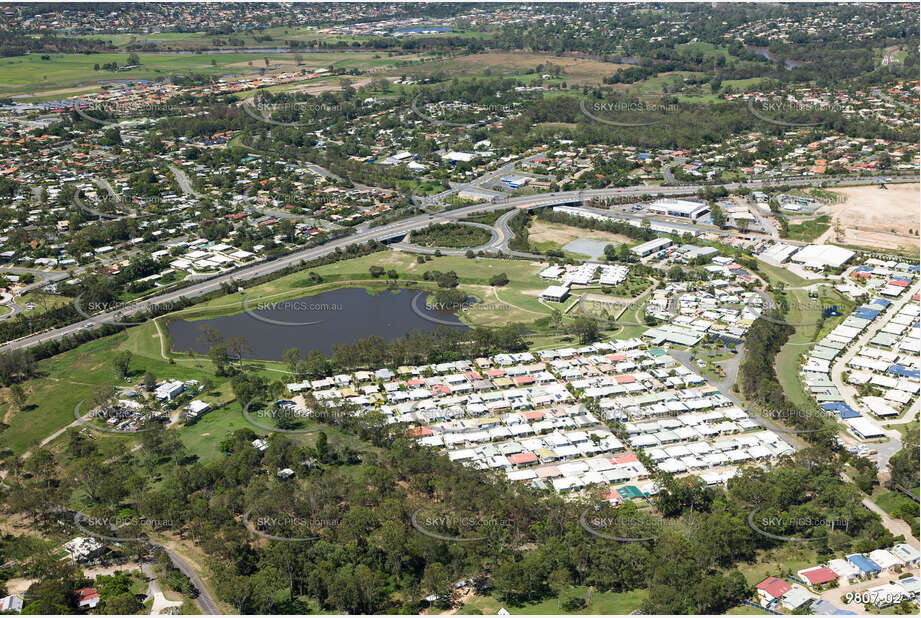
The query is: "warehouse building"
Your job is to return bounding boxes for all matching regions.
[648,198,710,221]
[631,237,673,257]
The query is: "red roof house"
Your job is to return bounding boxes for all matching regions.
[76,588,100,609]
[800,567,838,586]
[756,577,791,601]
[508,452,538,466]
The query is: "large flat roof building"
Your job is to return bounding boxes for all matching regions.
[648,198,710,220]
[631,237,673,257]
[790,244,855,269]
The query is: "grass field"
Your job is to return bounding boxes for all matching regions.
[785,216,832,242]
[398,51,633,85]
[755,260,812,288]
[456,587,648,615]
[527,220,636,255]
[774,288,828,412]
[872,486,918,517]
[737,545,821,587]
[0,50,419,98]
[82,25,491,51]
[1,329,221,456]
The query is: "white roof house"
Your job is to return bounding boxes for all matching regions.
[63,537,104,562]
[845,416,885,439]
[827,558,861,582]
[868,549,902,570]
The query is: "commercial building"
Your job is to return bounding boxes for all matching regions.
[539,285,570,303]
[631,237,673,258]
[759,243,800,265]
[648,198,710,220]
[790,244,856,269]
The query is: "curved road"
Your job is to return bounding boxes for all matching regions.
[0,175,915,353]
[392,221,504,256]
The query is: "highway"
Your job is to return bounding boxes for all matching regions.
[0,174,915,354]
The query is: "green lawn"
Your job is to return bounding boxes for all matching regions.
[457,587,648,615]
[2,327,225,456]
[727,604,771,614]
[756,260,811,287]
[785,216,832,242]
[0,50,417,97]
[774,288,825,412]
[737,545,821,587]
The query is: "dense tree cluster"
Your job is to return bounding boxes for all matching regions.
[410,223,491,248]
[1,400,895,615]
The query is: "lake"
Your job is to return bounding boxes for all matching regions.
[747,46,805,69]
[167,287,468,361]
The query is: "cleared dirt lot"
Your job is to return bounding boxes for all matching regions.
[822,183,920,251]
[529,220,636,247]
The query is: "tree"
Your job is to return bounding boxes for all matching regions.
[209,345,231,376]
[283,348,301,376]
[8,383,25,410]
[569,316,599,344]
[142,371,156,390]
[489,272,509,286]
[878,151,891,169]
[227,336,253,362]
[126,53,140,66]
[304,349,328,377]
[315,431,329,463]
[711,203,726,228]
[112,350,132,379]
[550,309,563,335]
[547,567,571,609]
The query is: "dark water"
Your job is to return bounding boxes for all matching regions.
[167,287,467,360]
[747,46,805,69]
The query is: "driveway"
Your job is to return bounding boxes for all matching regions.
[141,563,183,615]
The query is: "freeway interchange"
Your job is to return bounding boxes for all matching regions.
[0,173,915,354]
